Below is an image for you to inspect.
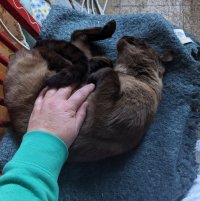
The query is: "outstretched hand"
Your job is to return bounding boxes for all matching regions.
[27,84,95,147]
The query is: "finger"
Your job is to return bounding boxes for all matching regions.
[34,87,48,110]
[55,84,76,100]
[75,102,88,132]
[66,84,95,111]
[44,88,57,99]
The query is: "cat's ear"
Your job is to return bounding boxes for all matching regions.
[158,51,173,63]
[158,66,165,78]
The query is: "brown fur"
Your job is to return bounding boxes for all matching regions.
[4,21,169,162]
[69,36,165,161]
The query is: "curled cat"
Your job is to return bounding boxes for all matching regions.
[4,20,116,139]
[3,20,172,161]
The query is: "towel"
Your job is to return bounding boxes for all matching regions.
[0,6,200,201]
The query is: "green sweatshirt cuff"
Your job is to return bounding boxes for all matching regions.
[10,130,68,180]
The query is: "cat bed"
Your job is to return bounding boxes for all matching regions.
[0,6,200,201]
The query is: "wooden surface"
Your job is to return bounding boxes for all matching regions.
[0,3,25,139]
[0,66,8,138]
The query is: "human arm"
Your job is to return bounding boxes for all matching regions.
[0,84,95,201]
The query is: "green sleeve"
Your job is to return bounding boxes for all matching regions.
[0,130,68,201]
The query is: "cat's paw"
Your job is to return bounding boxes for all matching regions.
[89,56,113,73]
[44,68,84,88]
[44,70,74,88]
[87,67,113,85]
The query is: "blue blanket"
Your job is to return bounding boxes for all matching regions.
[0,6,200,201]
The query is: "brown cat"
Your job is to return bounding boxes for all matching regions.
[3,20,171,161]
[4,20,116,139]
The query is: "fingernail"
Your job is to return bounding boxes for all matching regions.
[89,83,95,90]
[84,101,88,108]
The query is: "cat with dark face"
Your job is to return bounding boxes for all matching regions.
[4,20,116,139]
[4,20,171,161]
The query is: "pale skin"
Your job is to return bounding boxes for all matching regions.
[27,83,95,147]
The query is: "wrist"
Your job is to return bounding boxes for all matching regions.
[7,130,68,180]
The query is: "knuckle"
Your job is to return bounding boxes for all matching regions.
[65,107,76,117]
[46,100,56,109]
[79,111,86,118]
[33,102,41,111]
[33,105,40,112]
[34,101,39,108]
[65,102,74,111]
[66,87,73,95]
[65,104,75,112]
[34,97,41,105]
[62,87,71,93]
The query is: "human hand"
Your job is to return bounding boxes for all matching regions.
[27,84,95,147]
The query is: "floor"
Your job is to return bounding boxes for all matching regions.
[105,0,200,40]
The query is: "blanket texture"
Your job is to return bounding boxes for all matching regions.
[1,6,200,201]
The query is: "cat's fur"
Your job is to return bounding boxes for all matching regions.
[4,20,170,161]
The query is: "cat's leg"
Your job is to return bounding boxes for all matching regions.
[44,68,85,88]
[89,56,113,73]
[71,20,116,58]
[71,20,116,42]
[35,40,89,88]
[45,58,115,89]
[88,67,121,100]
[38,49,73,72]
[35,40,88,71]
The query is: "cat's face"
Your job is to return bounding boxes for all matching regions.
[117,36,158,59]
[116,36,164,78]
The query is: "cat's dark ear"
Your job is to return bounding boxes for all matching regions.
[158,51,173,63]
[102,20,116,38]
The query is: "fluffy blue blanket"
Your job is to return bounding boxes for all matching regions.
[0,6,200,201]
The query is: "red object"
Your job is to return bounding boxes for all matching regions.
[0,33,19,52]
[0,97,4,106]
[0,74,5,82]
[0,55,9,66]
[0,121,10,127]
[0,0,41,38]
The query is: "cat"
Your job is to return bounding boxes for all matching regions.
[3,20,172,161]
[4,20,116,139]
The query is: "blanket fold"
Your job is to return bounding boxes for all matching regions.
[0,6,200,201]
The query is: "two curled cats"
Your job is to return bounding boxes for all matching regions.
[4,20,172,161]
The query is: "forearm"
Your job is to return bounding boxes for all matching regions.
[0,131,68,201]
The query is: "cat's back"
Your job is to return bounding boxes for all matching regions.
[69,72,159,161]
[4,49,54,135]
[4,49,49,100]
[102,72,159,142]
[115,73,159,124]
